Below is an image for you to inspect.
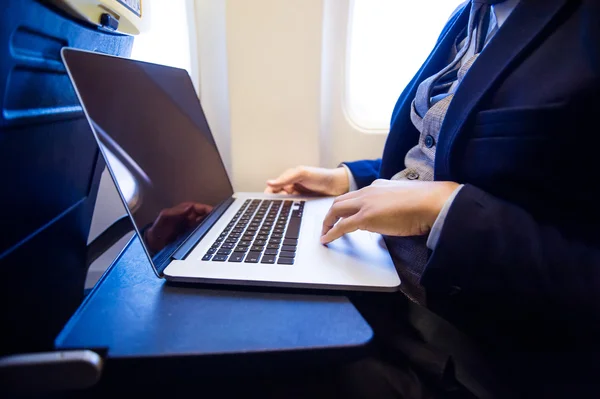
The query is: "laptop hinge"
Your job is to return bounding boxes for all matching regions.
[168,197,236,265]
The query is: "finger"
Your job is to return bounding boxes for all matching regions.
[162,204,194,219]
[283,186,303,195]
[266,167,306,189]
[266,186,290,195]
[282,184,297,194]
[321,198,362,236]
[192,203,213,215]
[293,183,319,195]
[264,186,277,194]
[320,213,363,244]
[173,202,195,212]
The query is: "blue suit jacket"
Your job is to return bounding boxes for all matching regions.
[345,0,600,390]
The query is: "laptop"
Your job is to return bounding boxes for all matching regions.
[61,48,400,292]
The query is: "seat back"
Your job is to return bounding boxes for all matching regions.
[0,0,133,355]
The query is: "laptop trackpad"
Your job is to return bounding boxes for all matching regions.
[302,197,397,273]
[325,231,391,266]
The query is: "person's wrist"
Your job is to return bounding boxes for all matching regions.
[330,167,350,195]
[424,182,460,230]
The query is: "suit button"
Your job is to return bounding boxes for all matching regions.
[407,172,419,180]
[424,135,435,148]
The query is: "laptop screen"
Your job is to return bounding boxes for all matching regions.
[62,49,234,271]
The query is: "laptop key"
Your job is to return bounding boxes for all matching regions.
[217,248,232,255]
[267,244,279,250]
[229,253,245,262]
[281,245,296,252]
[264,249,278,256]
[221,243,235,249]
[271,233,283,238]
[256,234,269,240]
[202,254,212,261]
[261,255,276,264]
[254,240,267,246]
[277,258,294,265]
[279,251,295,258]
[213,255,228,262]
[285,218,301,239]
[239,240,252,247]
[206,247,217,254]
[250,245,264,252]
[244,251,261,263]
[234,246,249,253]
[283,239,298,246]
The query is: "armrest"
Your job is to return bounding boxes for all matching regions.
[0,350,103,394]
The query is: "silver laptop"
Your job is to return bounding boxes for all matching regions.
[62,48,400,292]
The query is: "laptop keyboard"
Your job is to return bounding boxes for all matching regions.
[202,199,305,265]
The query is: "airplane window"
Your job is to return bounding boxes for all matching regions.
[346,0,465,130]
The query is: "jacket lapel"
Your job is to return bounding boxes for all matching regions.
[435,0,571,181]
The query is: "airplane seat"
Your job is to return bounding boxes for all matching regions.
[0,0,135,356]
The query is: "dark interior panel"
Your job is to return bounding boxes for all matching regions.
[0,0,134,355]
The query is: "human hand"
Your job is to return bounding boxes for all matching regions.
[320,179,460,244]
[145,202,213,253]
[264,166,350,196]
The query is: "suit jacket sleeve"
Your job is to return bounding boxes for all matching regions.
[341,159,382,189]
[422,184,600,338]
